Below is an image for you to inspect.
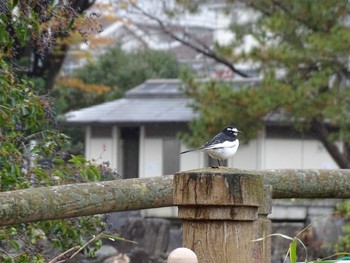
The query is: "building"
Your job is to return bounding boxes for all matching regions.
[61,1,257,78]
[63,78,338,177]
[62,77,339,218]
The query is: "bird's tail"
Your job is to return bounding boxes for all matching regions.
[180,149,200,154]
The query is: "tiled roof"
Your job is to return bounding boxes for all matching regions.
[62,79,197,125]
[62,78,261,125]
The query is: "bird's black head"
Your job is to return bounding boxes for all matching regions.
[222,126,242,137]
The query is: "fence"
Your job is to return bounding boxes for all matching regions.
[1,168,350,262]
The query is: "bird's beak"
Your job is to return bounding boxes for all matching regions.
[237,130,243,133]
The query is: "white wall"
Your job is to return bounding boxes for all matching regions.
[85,125,120,169]
[138,126,177,217]
[179,143,206,171]
[85,125,338,172]
[111,126,120,170]
[88,137,113,165]
[179,134,339,170]
[139,127,163,178]
[227,138,262,169]
[302,140,338,169]
[264,139,338,169]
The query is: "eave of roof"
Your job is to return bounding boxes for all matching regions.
[60,78,261,126]
[61,97,198,125]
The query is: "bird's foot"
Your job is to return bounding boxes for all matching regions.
[211,166,220,169]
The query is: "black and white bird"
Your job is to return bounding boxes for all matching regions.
[180,126,242,167]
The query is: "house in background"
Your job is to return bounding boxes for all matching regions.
[63,78,338,176]
[62,78,342,258]
[62,20,217,76]
[59,2,344,256]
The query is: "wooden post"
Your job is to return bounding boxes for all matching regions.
[252,185,272,263]
[173,168,264,263]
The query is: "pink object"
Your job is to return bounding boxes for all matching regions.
[167,248,198,263]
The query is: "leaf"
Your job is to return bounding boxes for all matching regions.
[52,157,65,164]
[67,19,75,31]
[21,105,29,115]
[100,233,137,244]
[289,239,297,263]
[9,239,20,251]
[53,170,65,178]
[86,166,100,181]
[69,154,87,165]
[11,0,18,10]
[32,167,49,180]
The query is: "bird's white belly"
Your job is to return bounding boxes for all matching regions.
[204,140,239,160]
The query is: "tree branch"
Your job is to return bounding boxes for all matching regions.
[132,4,250,78]
[311,119,350,169]
[27,0,97,90]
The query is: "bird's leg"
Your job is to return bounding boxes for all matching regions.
[211,159,221,168]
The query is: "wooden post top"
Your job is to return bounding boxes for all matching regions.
[173,168,268,262]
[174,168,264,207]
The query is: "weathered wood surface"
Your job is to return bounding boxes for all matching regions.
[254,185,272,263]
[262,169,350,198]
[0,176,173,227]
[174,168,264,263]
[1,169,350,226]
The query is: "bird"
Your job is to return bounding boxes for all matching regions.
[180,126,242,167]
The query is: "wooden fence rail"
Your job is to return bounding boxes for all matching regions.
[0,175,173,226]
[1,168,350,227]
[2,168,350,263]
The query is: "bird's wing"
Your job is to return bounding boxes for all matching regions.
[202,131,238,150]
[181,132,236,153]
[201,133,228,149]
[202,140,237,150]
[181,135,225,154]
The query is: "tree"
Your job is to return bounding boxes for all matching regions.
[54,45,181,112]
[0,1,116,262]
[53,45,181,154]
[0,0,99,92]
[132,0,350,168]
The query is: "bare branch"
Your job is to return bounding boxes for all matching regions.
[48,246,80,263]
[131,4,250,78]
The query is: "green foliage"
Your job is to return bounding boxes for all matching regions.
[54,45,182,154]
[0,68,108,261]
[0,217,105,262]
[54,45,181,113]
[53,77,111,114]
[180,72,286,146]
[0,1,120,262]
[254,214,350,262]
[182,0,350,167]
[0,0,78,59]
[0,68,51,191]
[75,45,181,98]
[289,238,298,263]
[335,201,350,252]
[255,232,307,263]
[0,76,104,262]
